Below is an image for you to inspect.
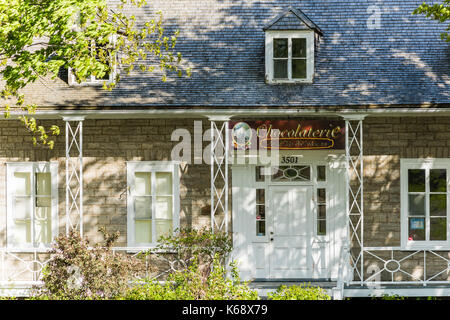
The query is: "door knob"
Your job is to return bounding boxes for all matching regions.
[270,238,274,241]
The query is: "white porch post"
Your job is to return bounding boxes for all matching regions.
[343,115,366,285]
[208,116,230,234]
[63,116,85,236]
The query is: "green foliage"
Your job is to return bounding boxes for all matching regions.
[267,284,331,300]
[32,228,147,300]
[120,255,259,300]
[0,0,189,148]
[413,1,450,41]
[148,227,233,279]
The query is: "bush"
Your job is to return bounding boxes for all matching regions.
[32,228,147,300]
[120,255,258,300]
[267,284,331,300]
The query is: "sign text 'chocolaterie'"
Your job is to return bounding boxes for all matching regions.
[229,120,345,150]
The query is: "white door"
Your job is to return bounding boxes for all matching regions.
[269,185,313,278]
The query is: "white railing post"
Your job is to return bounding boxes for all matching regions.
[208,116,230,234]
[63,116,85,236]
[343,115,366,285]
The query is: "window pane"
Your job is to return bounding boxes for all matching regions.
[14,172,31,196]
[292,59,307,79]
[318,205,326,219]
[317,189,326,203]
[257,220,266,236]
[14,197,32,220]
[430,194,446,216]
[430,169,446,192]
[408,169,425,192]
[156,220,172,239]
[14,221,31,244]
[155,196,173,220]
[135,220,152,243]
[35,207,52,243]
[134,196,152,219]
[430,217,447,241]
[408,217,425,241]
[292,38,307,58]
[408,194,425,216]
[257,204,265,218]
[135,172,151,195]
[255,166,265,182]
[318,220,326,236]
[256,189,265,204]
[36,173,51,196]
[273,38,288,58]
[156,172,172,195]
[274,60,288,79]
[317,165,326,181]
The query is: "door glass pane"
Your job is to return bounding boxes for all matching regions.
[256,189,265,204]
[408,169,425,192]
[292,38,307,58]
[408,194,425,216]
[155,196,173,219]
[409,217,425,241]
[134,196,152,219]
[256,188,266,236]
[430,169,446,192]
[35,207,52,243]
[14,172,31,195]
[155,172,172,195]
[317,165,326,181]
[156,220,172,239]
[430,217,447,241]
[36,172,51,196]
[135,172,151,195]
[430,194,446,216]
[318,205,326,219]
[292,59,306,79]
[273,38,288,58]
[274,60,288,79]
[318,220,326,236]
[135,220,152,243]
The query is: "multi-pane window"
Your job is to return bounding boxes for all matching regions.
[265,31,314,83]
[127,162,179,246]
[407,168,447,241]
[273,38,307,80]
[7,163,58,247]
[402,159,449,246]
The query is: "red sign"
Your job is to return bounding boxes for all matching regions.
[229,120,345,150]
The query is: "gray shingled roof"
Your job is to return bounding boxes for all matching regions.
[21,0,450,108]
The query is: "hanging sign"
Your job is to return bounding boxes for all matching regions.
[229,120,345,150]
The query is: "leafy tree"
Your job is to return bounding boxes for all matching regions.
[413,1,450,42]
[0,0,189,148]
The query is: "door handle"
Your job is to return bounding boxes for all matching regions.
[270,238,274,241]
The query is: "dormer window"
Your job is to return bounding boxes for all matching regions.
[264,8,322,84]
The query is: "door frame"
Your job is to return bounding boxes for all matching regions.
[231,151,347,281]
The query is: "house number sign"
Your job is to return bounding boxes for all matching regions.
[229,120,345,150]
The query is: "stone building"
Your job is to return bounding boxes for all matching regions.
[0,0,449,298]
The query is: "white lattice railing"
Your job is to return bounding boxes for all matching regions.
[356,247,450,286]
[0,247,151,291]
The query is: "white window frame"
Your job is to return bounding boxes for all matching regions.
[6,162,59,250]
[401,158,450,249]
[265,30,315,84]
[68,35,117,86]
[126,161,180,248]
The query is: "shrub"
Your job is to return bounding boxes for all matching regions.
[267,284,331,300]
[120,255,258,300]
[32,228,147,300]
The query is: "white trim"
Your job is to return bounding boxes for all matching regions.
[6,162,58,250]
[400,158,450,249]
[265,30,315,84]
[2,108,450,120]
[126,161,180,248]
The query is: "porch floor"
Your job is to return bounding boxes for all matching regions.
[248,279,337,298]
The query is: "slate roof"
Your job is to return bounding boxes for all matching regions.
[20,0,450,108]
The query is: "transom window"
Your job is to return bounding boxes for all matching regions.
[6,162,58,248]
[127,162,179,247]
[401,159,450,247]
[265,31,314,84]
